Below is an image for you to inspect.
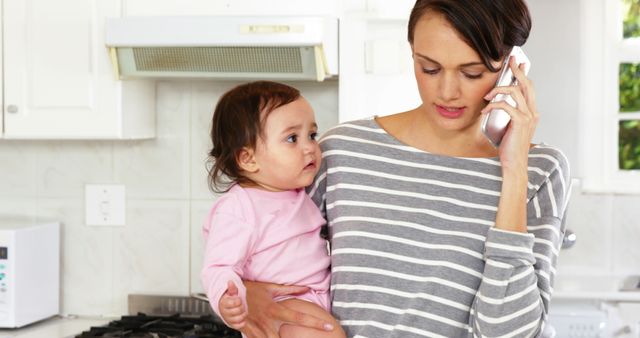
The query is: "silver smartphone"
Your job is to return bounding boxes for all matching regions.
[481,46,531,147]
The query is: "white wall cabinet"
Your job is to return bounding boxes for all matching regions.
[339,0,421,122]
[0,1,4,136]
[121,0,340,16]
[338,11,420,122]
[2,0,155,139]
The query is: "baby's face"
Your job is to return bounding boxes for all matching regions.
[251,97,322,191]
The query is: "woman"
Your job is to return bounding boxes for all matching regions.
[238,0,571,337]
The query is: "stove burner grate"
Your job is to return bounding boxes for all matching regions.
[74,313,241,338]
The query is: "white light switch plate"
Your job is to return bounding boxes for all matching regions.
[85,184,126,226]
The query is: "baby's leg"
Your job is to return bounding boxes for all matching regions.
[278,298,346,338]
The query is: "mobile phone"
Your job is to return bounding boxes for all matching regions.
[480,46,531,148]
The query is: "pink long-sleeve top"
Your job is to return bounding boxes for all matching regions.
[201,184,331,320]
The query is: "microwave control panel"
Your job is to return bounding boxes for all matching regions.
[0,246,7,306]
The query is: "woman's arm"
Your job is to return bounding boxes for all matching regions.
[469,155,571,337]
[484,56,540,234]
[471,58,572,336]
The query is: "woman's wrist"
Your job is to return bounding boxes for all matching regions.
[495,169,528,233]
[500,156,528,178]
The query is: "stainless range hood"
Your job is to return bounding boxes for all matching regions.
[105,16,338,81]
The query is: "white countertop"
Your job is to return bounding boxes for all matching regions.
[553,273,640,302]
[554,290,640,302]
[0,316,112,338]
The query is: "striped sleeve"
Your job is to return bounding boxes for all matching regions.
[469,148,571,338]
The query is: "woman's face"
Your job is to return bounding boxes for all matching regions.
[411,11,503,133]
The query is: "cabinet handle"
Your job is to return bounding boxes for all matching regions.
[6,105,19,114]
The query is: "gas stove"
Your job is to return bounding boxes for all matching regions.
[74,313,241,338]
[73,294,241,338]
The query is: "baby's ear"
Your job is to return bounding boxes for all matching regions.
[237,147,259,173]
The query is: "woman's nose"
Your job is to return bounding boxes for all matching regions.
[438,73,461,101]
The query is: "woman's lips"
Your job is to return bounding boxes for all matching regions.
[435,104,465,119]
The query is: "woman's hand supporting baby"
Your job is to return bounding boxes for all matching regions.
[240,281,335,338]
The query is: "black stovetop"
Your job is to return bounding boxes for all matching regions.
[74,313,242,338]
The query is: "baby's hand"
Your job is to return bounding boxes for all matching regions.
[219,280,248,330]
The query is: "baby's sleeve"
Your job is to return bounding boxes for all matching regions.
[200,198,257,324]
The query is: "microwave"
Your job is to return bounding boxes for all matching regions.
[0,219,60,328]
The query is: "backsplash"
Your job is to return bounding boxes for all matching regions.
[0,80,338,316]
[558,181,640,277]
[0,79,638,316]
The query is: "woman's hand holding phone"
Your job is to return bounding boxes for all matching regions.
[481,50,539,234]
[481,47,538,172]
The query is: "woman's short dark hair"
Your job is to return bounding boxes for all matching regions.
[408,0,532,72]
[207,81,300,193]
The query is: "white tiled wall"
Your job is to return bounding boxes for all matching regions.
[556,181,640,276]
[612,196,640,274]
[0,80,338,316]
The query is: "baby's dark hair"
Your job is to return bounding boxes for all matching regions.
[207,81,301,193]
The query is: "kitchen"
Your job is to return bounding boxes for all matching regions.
[1,0,640,337]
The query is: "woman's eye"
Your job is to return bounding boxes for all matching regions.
[422,68,439,75]
[286,134,298,143]
[310,132,318,141]
[463,73,483,79]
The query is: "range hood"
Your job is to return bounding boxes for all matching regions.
[105,16,338,81]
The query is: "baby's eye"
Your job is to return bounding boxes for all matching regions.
[310,132,318,141]
[286,134,298,143]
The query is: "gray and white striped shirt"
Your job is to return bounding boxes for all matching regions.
[308,118,571,338]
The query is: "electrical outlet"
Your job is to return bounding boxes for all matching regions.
[85,184,126,226]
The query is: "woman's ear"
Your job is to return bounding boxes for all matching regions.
[237,147,259,173]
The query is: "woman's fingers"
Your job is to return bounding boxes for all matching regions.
[484,58,535,117]
[241,321,268,338]
[262,282,332,330]
[509,57,537,118]
[243,281,334,334]
[509,56,528,88]
[482,87,528,115]
[255,319,281,338]
[267,303,334,331]
[241,318,280,338]
[518,62,537,115]
[481,100,532,125]
[483,84,536,124]
[266,283,310,297]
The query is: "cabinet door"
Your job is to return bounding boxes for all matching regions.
[122,0,339,16]
[338,17,420,122]
[3,0,125,138]
[0,2,3,135]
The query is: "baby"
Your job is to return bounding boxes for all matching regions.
[201,81,345,338]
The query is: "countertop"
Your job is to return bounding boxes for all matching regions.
[0,316,111,338]
[553,274,640,302]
